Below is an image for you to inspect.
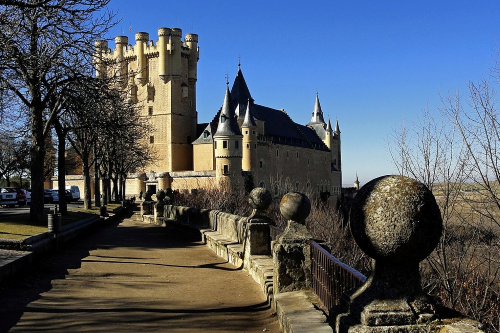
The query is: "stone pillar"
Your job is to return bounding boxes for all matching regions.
[336,175,484,333]
[272,192,313,293]
[244,188,274,262]
[155,190,166,218]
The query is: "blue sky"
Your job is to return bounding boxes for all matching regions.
[106,1,500,186]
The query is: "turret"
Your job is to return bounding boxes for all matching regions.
[114,36,128,83]
[135,32,149,85]
[94,40,108,78]
[354,174,360,191]
[184,33,199,81]
[158,27,172,80]
[241,99,257,172]
[334,119,341,171]
[214,86,243,184]
[170,28,182,77]
[324,116,332,149]
[308,93,325,125]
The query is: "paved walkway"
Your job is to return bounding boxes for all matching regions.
[0,212,280,332]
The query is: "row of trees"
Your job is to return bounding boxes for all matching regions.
[390,76,500,331]
[0,1,155,222]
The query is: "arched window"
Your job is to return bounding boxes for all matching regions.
[259,181,266,188]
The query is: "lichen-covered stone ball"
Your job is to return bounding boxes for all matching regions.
[280,192,311,224]
[350,175,442,264]
[248,187,272,210]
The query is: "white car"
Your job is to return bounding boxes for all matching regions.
[0,188,18,207]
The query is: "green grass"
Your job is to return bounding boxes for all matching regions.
[0,203,121,241]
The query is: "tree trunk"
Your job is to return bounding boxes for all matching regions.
[94,164,101,207]
[81,150,92,210]
[29,106,46,224]
[55,123,67,214]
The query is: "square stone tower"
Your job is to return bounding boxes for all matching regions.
[95,27,199,173]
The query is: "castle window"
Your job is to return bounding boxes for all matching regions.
[223,164,229,175]
[276,149,279,157]
[246,144,250,149]
[253,130,256,135]
[223,140,228,149]
[296,152,299,160]
[306,182,310,190]
[286,151,289,157]
[203,131,209,138]
[221,114,227,123]
[307,158,310,166]
[295,182,299,191]
[148,106,153,115]
[259,160,263,169]
[254,144,257,149]
[245,130,249,135]
[259,181,266,188]
[182,84,189,100]
[149,136,154,144]
[235,141,239,149]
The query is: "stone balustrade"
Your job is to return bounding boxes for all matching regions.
[140,178,486,333]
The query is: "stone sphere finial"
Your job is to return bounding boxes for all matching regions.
[156,190,166,202]
[248,187,272,211]
[280,192,311,224]
[350,175,442,264]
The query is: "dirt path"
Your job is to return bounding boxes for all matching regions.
[0,212,280,332]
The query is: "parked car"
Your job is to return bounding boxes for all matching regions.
[0,188,18,207]
[64,189,73,202]
[24,190,31,205]
[44,189,54,203]
[53,185,80,202]
[1,187,27,206]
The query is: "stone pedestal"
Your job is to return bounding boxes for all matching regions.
[335,175,485,333]
[273,192,313,293]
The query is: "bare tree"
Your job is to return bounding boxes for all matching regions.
[0,0,115,222]
[390,81,500,332]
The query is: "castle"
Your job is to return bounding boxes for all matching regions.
[93,27,342,199]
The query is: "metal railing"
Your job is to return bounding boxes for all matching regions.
[310,240,367,311]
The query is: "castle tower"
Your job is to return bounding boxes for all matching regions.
[94,40,108,78]
[134,32,149,85]
[324,116,332,150]
[354,173,360,191]
[114,36,128,83]
[334,119,341,171]
[308,93,325,125]
[241,99,257,172]
[213,86,243,187]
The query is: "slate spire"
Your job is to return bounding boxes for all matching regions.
[308,93,325,125]
[214,85,242,137]
[242,98,257,127]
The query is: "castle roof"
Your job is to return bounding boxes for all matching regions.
[242,99,257,127]
[193,68,330,152]
[213,86,242,137]
[308,93,325,126]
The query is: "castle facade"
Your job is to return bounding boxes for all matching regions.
[94,27,342,199]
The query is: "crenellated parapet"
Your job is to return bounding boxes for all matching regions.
[96,27,199,84]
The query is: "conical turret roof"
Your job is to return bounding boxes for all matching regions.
[214,86,242,137]
[242,98,257,127]
[308,93,325,125]
[334,119,341,134]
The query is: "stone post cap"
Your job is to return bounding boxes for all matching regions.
[280,192,311,224]
[248,187,272,211]
[350,175,442,264]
